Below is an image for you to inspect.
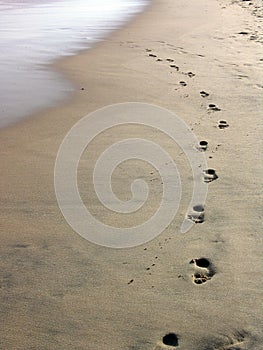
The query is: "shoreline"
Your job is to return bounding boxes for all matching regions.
[0,0,150,130]
[1,0,262,349]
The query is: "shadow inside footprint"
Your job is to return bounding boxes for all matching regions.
[194,257,210,268]
[162,333,179,347]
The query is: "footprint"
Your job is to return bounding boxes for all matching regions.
[208,103,221,111]
[156,58,163,62]
[203,169,218,183]
[170,64,179,71]
[166,58,174,62]
[12,243,30,249]
[149,53,157,58]
[218,120,229,129]
[154,333,179,349]
[179,81,187,86]
[190,257,215,285]
[198,140,208,151]
[210,330,250,349]
[187,204,205,223]
[187,71,195,78]
[145,48,152,52]
[200,90,209,97]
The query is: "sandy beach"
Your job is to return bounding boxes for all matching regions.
[1,0,262,349]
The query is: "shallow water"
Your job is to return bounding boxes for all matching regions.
[0,0,148,128]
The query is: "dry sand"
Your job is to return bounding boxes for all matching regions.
[1,0,263,349]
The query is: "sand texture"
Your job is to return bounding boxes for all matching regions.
[0,0,262,349]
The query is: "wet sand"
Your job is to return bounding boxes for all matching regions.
[0,0,148,128]
[1,0,262,349]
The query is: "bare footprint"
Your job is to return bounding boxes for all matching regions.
[187,71,195,78]
[190,257,215,285]
[208,103,221,111]
[187,204,205,223]
[210,330,251,349]
[170,64,179,71]
[203,169,218,183]
[179,81,187,86]
[218,120,229,129]
[200,90,209,97]
[11,243,30,249]
[198,140,208,151]
[154,333,179,349]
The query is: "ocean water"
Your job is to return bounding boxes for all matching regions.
[0,0,148,128]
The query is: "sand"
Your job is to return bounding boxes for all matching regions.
[1,0,262,349]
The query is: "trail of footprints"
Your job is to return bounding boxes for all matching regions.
[147,49,196,87]
[128,47,247,349]
[146,48,230,131]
